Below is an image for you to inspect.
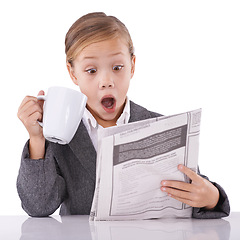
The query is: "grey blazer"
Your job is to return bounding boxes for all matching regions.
[17,101,230,218]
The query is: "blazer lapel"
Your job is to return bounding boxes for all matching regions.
[68,121,96,182]
[129,101,154,123]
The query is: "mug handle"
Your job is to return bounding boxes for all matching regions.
[37,95,46,127]
[37,95,46,101]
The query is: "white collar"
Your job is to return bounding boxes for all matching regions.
[82,97,130,130]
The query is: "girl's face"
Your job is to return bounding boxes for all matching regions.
[67,38,135,127]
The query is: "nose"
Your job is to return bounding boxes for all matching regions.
[99,72,114,89]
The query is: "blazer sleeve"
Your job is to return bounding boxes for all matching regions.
[192,168,230,219]
[16,140,67,217]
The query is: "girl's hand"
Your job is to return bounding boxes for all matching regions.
[17,90,46,159]
[161,164,220,210]
[17,90,45,139]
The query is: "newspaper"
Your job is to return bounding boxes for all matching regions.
[90,109,201,221]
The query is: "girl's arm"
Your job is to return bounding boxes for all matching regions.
[17,141,67,217]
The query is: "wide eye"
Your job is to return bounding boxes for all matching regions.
[86,68,97,74]
[113,65,124,71]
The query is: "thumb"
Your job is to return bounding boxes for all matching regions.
[37,90,45,109]
[37,90,45,96]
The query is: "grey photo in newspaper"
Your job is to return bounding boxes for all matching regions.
[113,125,188,165]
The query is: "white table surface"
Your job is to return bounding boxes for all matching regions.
[0,212,239,240]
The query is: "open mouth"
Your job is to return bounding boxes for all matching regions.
[101,97,115,109]
[101,96,116,112]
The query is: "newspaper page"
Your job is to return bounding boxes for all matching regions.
[90,109,201,221]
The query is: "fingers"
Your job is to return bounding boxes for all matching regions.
[18,90,45,120]
[162,186,191,200]
[24,111,43,127]
[167,194,196,207]
[18,96,37,113]
[161,182,201,208]
[18,90,44,112]
[17,94,44,129]
[160,165,200,207]
[161,180,194,202]
[37,90,45,109]
[162,183,216,209]
[161,183,197,207]
[37,90,45,96]
[161,180,193,192]
[18,97,42,119]
[178,164,199,182]
[160,165,199,192]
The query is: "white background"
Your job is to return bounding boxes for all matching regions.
[0,0,239,215]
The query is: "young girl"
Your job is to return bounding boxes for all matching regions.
[17,12,230,218]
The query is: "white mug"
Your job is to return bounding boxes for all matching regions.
[37,86,87,144]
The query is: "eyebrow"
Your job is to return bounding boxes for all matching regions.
[82,52,124,60]
[110,51,124,56]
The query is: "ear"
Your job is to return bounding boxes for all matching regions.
[67,62,78,86]
[130,55,136,79]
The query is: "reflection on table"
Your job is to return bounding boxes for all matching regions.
[19,215,231,240]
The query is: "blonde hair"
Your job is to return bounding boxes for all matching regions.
[65,12,134,66]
